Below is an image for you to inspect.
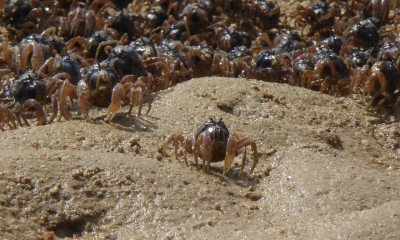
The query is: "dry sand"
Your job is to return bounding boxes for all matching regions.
[1,77,400,239]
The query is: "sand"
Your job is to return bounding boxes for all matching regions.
[0,77,399,239]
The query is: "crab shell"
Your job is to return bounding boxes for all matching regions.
[12,71,47,105]
[195,118,230,162]
[84,65,119,108]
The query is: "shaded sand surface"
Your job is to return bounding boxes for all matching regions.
[1,77,400,239]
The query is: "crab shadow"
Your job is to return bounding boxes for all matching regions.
[71,111,159,133]
[188,162,259,188]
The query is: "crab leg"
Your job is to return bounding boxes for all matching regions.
[126,83,145,117]
[300,70,314,88]
[223,135,237,175]
[198,132,213,172]
[130,87,144,117]
[48,93,59,123]
[22,99,46,125]
[315,59,337,78]
[105,83,126,123]
[6,109,18,130]
[59,80,77,121]
[240,148,247,175]
[351,65,370,93]
[95,40,120,60]
[145,60,171,90]
[64,37,88,56]
[0,105,17,130]
[12,103,30,127]
[365,71,388,95]
[85,10,96,37]
[21,43,45,72]
[77,80,90,119]
[38,57,56,78]
[162,134,184,160]
[183,136,194,167]
[236,138,259,173]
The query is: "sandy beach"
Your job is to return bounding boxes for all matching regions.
[0,77,399,239]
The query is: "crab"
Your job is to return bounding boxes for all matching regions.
[292,56,315,88]
[2,0,48,37]
[141,39,191,90]
[38,54,88,85]
[73,64,152,123]
[5,70,70,125]
[272,30,305,56]
[63,28,125,63]
[162,118,259,176]
[254,50,292,83]
[293,50,350,95]
[0,103,26,131]
[146,5,169,29]
[178,0,213,34]
[211,46,253,78]
[207,22,252,52]
[129,37,158,59]
[344,17,381,50]
[362,0,392,23]
[245,0,281,30]
[59,3,96,38]
[106,10,136,41]
[0,29,63,75]
[295,1,337,37]
[183,43,214,78]
[102,45,145,78]
[363,61,400,107]
[376,41,400,67]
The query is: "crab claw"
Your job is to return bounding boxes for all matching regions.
[22,99,46,125]
[105,83,126,123]
[223,136,236,175]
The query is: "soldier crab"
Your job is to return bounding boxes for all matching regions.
[162,118,259,175]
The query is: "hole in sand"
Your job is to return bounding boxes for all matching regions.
[53,219,86,238]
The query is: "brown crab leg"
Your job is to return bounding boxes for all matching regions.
[131,88,144,117]
[300,70,314,88]
[11,103,29,127]
[21,43,45,72]
[85,10,96,37]
[0,106,14,130]
[105,83,126,123]
[351,65,370,93]
[77,80,90,119]
[59,80,77,121]
[236,138,259,173]
[183,136,194,167]
[38,56,56,78]
[364,71,387,96]
[48,93,59,123]
[240,148,247,176]
[162,134,184,160]
[5,109,18,129]
[22,99,46,125]
[223,135,237,175]
[199,132,213,172]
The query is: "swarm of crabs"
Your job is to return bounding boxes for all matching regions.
[1,0,400,173]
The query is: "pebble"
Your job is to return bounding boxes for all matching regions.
[244,192,262,201]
